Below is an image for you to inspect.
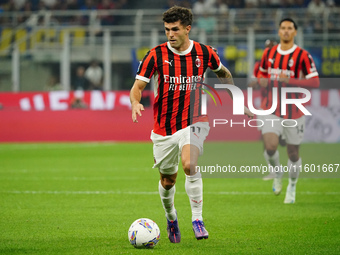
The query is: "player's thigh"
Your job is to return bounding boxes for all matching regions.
[283,116,305,145]
[261,114,283,137]
[181,144,200,175]
[179,122,210,156]
[151,131,180,175]
[261,115,282,151]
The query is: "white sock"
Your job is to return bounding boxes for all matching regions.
[264,150,283,178]
[158,181,177,221]
[185,172,203,222]
[288,158,301,190]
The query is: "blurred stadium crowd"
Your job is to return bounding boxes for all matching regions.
[1,0,339,33]
[0,0,339,12]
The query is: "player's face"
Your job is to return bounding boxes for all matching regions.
[278,21,297,43]
[164,21,191,51]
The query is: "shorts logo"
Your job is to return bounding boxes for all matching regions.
[195,56,201,68]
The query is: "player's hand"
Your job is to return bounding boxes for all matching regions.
[248,79,259,89]
[278,73,289,83]
[258,77,268,88]
[131,102,144,123]
[244,106,254,119]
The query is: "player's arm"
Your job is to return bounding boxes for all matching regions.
[215,64,235,98]
[279,52,320,88]
[130,79,148,123]
[258,48,269,87]
[248,62,261,89]
[278,75,319,88]
[215,64,254,118]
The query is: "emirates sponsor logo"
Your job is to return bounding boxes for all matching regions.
[268,67,295,78]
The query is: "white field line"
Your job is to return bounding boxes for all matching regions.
[1,190,340,195]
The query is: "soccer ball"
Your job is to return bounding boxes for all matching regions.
[128,218,160,248]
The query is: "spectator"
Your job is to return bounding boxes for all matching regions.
[308,0,326,17]
[73,66,89,91]
[245,0,259,8]
[85,60,103,90]
[291,0,306,8]
[80,0,97,10]
[41,0,58,9]
[197,12,217,33]
[279,0,292,8]
[215,0,229,14]
[192,0,205,15]
[97,0,115,26]
[67,0,80,10]
[13,0,26,10]
[45,75,63,91]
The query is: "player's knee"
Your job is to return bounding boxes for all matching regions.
[265,148,277,157]
[288,151,299,162]
[161,176,176,190]
[182,161,196,175]
[287,146,299,162]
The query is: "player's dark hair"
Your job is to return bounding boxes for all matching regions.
[163,6,193,27]
[279,18,298,30]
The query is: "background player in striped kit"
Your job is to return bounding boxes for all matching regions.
[130,6,253,243]
[249,39,288,181]
[258,18,320,203]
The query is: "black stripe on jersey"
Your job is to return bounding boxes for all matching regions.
[155,46,164,126]
[277,53,285,117]
[294,49,303,79]
[266,49,277,108]
[302,58,309,76]
[209,46,218,69]
[144,55,155,78]
[286,52,295,119]
[176,55,187,132]
[188,45,198,126]
[201,44,209,75]
[165,49,175,135]
[294,49,304,113]
[261,48,271,70]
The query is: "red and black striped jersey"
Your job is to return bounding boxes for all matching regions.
[136,40,221,136]
[258,44,319,119]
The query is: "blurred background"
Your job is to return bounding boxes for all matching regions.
[0,0,339,142]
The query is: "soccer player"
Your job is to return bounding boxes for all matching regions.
[249,39,286,181]
[130,6,252,243]
[258,18,319,203]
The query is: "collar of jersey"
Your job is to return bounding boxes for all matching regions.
[277,44,297,55]
[167,40,193,55]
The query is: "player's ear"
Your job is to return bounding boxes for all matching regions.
[186,25,191,35]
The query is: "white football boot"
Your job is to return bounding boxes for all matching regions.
[272,178,282,195]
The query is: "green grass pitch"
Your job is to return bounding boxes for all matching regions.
[0,142,339,254]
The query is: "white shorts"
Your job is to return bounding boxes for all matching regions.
[150,122,210,175]
[261,115,305,145]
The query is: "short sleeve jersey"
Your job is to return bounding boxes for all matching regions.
[258,44,318,119]
[136,40,221,136]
